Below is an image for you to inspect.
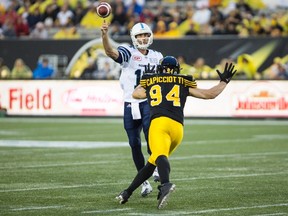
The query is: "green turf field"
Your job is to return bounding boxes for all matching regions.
[0,117,288,216]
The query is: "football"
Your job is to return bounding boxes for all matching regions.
[96,2,112,18]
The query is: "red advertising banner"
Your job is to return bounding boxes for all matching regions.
[0,80,124,116]
[0,80,287,118]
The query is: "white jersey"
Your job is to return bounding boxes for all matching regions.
[116,44,163,103]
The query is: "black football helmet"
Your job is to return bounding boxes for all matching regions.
[157,56,180,74]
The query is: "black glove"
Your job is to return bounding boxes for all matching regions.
[216,62,237,84]
[144,63,156,73]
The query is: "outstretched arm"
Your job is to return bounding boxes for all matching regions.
[189,81,227,99]
[189,62,237,99]
[101,20,119,60]
[132,85,147,99]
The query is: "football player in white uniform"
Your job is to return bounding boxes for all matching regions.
[101,21,162,196]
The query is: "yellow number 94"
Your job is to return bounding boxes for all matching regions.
[149,84,180,107]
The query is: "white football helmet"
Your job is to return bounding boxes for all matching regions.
[130,23,153,50]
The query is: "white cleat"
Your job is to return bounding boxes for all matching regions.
[141,180,152,197]
[153,167,160,182]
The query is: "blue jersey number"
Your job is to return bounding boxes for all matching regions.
[134,69,141,89]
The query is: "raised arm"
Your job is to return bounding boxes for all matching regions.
[189,62,237,99]
[101,20,119,60]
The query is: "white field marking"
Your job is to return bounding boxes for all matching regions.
[11,205,63,211]
[172,151,288,161]
[0,182,120,193]
[127,203,288,216]
[251,213,287,216]
[208,167,250,171]
[0,151,284,170]
[0,140,128,148]
[0,160,122,170]
[82,208,132,214]
[181,135,288,146]
[1,171,287,193]
[173,171,287,182]
[0,117,123,124]
[0,130,23,135]
[184,119,288,126]
[1,132,288,149]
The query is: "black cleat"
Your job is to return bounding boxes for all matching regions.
[115,190,131,204]
[157,183,176,209]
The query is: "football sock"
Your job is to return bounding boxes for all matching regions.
[156,155,170,184]
[126,162,155,194]
[131,146,145,171]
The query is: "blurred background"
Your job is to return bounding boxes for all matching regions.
[0,0,287,117]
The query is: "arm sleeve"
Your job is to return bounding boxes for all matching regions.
[115,45,131,64]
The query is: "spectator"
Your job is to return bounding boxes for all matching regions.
[111,1,128,27]
[185,20,198,35]
[139,6,154,23]
[236,0,254,14]
[33,58,54,79]
[154,20,167,38]
[177,55,194,76]
[2,19,17,38]
[73,1,87,26]
[55,3,74,27]
[53,26,80,39]
[68,26,81,39]
[110,21,126,38]
[0,27,4,39]
[212,21,227,35]
[1,4,18,26]
[26,7,43,29]
[17,1,31,21]
[125,0,145,17]
[42,1,60,26]
[192,2,211,26]
[30,22,48,39]
[15,16,30,37]
[209,5,224,27]
[193,57,213,79]
[94,57,116,80]
[79,57,97,79]
[0,57,11,79]
[236,54,258,79]
[164,21,182,38]
[263,57,288,80]
[11,58,32,79]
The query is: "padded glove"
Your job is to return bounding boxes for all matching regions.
[216,62,237,84]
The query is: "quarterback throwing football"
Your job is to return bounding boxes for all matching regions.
[101,21,162,196]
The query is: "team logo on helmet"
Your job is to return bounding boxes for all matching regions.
[157,56,180,74]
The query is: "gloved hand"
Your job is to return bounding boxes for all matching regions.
[216,62,237,84]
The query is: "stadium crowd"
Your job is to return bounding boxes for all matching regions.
[0,0,287,80]
[0,0,287,39]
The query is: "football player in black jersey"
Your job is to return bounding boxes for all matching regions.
[116,56,237,209]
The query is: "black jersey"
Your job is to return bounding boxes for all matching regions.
[140,73,197,125]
